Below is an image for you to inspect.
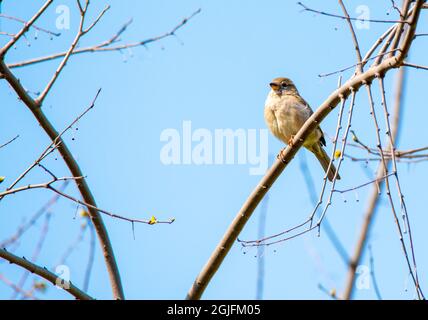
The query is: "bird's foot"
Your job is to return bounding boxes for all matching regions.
[276,147,288,164]
[288,135,295,146]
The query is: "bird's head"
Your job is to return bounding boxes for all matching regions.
[269,77,298,96]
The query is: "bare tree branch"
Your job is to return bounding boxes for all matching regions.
[0,13,60,37]
[0,175,172,225]
[7,9,201,69]
[0,89,100,201]
[298,2,408,24]
[402,62,428,70]
[368,244,382,300]
[0,248,93,300]
[0,134,19,149]
[0,0,54,56]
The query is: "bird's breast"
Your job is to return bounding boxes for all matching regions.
[265,94,300,142]
[264,93,317,145]
[264,96,283,140]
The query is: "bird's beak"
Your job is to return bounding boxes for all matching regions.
[269,82,280,91]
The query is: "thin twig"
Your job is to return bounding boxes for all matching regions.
[318,49,398,77]
[362,25,397,68]
[298,2,409,24]
[378,75,423,298]
[8,9,202,69]
[333,173,395,194]
[388,0,411,58]
[0,0,54,56]
[368,244,382,300]
[0,134,19,149]
[402,62,428,70]
[0,13,60,37]
[35,3,109,104]
[0,176,83,198]
[0,176,173,225]
[299,152,349,265]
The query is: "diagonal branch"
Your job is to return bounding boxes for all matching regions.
[0,0,54,56]
[0,134,19,149]
[0,248,93,300]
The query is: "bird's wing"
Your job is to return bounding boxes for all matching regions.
[296,95,326,146]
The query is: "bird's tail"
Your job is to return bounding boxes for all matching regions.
[310,144,341,182]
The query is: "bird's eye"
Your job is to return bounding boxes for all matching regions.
[281,82,288,88]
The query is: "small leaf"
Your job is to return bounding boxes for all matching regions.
[0,176,5,184]
[148,216,157,225]
[334,150,342,159]
[79,209,89,218]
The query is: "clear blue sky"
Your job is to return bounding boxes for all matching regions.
[1,0,427,299]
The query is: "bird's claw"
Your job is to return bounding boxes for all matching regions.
[277,148,288,164]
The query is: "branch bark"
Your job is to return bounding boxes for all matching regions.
[0,248,93,300]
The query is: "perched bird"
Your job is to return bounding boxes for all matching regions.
[264,77,340,181]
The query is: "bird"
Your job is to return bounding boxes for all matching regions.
[264,77,340,181]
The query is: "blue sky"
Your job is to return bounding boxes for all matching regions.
[1,1,428,299]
